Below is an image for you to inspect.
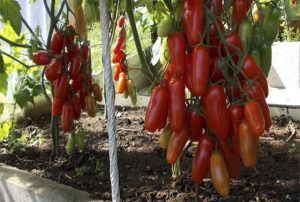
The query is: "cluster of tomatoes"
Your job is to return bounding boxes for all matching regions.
[112,16,137,105]
[32,25,102,133]
[145,0,277,197]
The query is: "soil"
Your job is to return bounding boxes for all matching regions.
[1,106,300,202]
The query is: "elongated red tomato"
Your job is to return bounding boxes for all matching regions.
[168,78,186,132]
[144,85,168,132]
[72,94,81,120]
[71,72,84,93]
[163,63,175,84]
[187,110,204,141]
[210,151,230,197]
[116,72,127,94]
[184,54,193,91]
[32,50,51,65]
[203,84,229,140]
[208,0,223,16]
[113,63,122,81]
[167,127,189,164]
[241,55,269,97]
[52,97,63,115]
[85,95,97,117]
[232,0,248,29]
[50,31,64,54]
[228,83,242,101]
[210,57,224,83]
[222,32,243,64]
[183,0,204,45]
[55,74,69,99]
[239,120,259,168]
[113,36,124,54]
[191,134,214,182]
[70,54,82,79]
[118,15,125,27]
[244,100,265,136]
[61,104,74,132]
[243,82,272,130]
[228,103,244,156]
[218,140,240,180]
[45,58,62,82]
[209,20,224,58]
[191,45,211,96]
[168,32,186,76]
[81,43,90,61]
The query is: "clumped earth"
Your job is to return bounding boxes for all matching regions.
[0,106,300,201]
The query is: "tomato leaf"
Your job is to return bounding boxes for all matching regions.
[32,84,43,97]
[0,73,8,94]
[0,0,22,35]
[14,88,34,109]
[0,102,3,115]
[0,54,4,73]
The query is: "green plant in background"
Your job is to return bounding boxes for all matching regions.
[280,20,300,41]
[95,159,105,176]
[75,165,88,177]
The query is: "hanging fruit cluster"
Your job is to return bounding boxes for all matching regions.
[144,0,279,197]
[112,15,137,106]
[32,25,103,132]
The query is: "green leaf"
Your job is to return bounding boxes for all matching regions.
[0,54,4,73]
[0,102,3,115]
[0,73,8,94]
[32,84,43,97]
[0,0,22,35]
[14,88,34,109]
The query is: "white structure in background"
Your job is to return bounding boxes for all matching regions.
[267,42,300,121]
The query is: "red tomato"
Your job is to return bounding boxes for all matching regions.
[81,43,89,61]
[168,78,186,132]
[79,87,88,109]
[210,151,230,197]
[55,74,69,99]
[184,54,193,91]
[208,0,223,16]
[168,32,186,76]
[118,15,125,27]
[232,0,248,29]
[61,104,74,132]
[71,72,84,93]
[45,58,62,82]
[72,94,81,120]
[228,83,242,101]
[67,44,79,62]
[66,24,75,46]
[209,20,224,58]
[244,100,265,136]
[218,140,241,180]
[187,110,204,141]
[239,120,259,168]
[183,0,204,45]
[112,50,126,64]
[222,32,243,64]
[191,45,211,96]
[191,134,214,182]
[50,31,64,54]
[52,97,63,115]
[163,63,175,84]
[203,84,229,140]
[228,103,244,156]
[241,55,269,97]
[243,82,272,130]
[70,54,82,79]
[144,85,169,132]
[32,50,51,65]
[113,36,124,54]
[210,57,224,82]
[167,127,189,164]
[116,72,127,94]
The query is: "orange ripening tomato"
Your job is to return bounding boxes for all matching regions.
[113,63,122,81]
[228,103,244,156]
[210,151,230,197]
[166,127,189,164]
[239,120,259,168]
[191,134,214,182]
[244,100,265,136]
[116,72,127,94]
[92,83,103,102]
[243,82,272,131]
[144,85,168,132]
[45,58,62,82]
[183,0,204,45]
[32,50,51,65]
[218,140,241,180]
[168,32,186,76]
[191,45,211,97]
[168,78,186,132]
[61,104,74,132]
[203,84,229,140]
[85,95,97,117]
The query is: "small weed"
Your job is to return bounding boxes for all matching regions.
[75,166,87,177]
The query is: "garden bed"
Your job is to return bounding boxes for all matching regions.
[0,106,300,201]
